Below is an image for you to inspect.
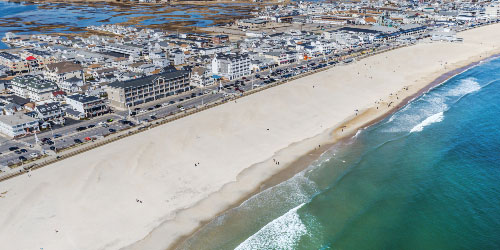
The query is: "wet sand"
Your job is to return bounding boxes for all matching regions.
[0,24,500,250]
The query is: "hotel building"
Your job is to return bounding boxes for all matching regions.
[105,67,190,109]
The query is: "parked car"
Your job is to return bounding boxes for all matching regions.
[30,153,39,158]
[20,149,27,153]
[76,127,87,132]
[9,147,19,151]
[14,150,22,154]
[108,128,116,133]
[74,139,82,144]
[18,156,27,161]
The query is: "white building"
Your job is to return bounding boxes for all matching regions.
[430,28,462,42]
[486,3,500,18]
[170,50,186,65]
[211,53,251,80]
[190,66,214,87]
[0,114,39,138]
[103,43,143,57]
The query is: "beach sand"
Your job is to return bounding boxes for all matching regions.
[1,24,500,250]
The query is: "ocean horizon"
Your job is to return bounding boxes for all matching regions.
[178,56,500,249]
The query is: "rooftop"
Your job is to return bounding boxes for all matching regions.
[0,113,37,126]
[66,94,101,104]
[107,68,189,90]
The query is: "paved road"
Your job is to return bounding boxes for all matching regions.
[0,41,407,168]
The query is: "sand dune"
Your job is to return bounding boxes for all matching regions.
[1,23,500,250]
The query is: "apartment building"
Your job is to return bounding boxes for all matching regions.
[10,75,59,102]
[65,94,108,118]
[34,102,64,122]
[0,113,39,138]
[211,53,251,80]
[105,67,190,109]
[486,3,500,18]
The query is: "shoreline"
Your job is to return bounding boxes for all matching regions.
[124,27,500,250]
[164,51,500,250]
[1,23,500,250]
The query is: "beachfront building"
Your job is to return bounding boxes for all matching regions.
[211,53,251,80]
[486,3,500,18]
[105,66,190,109]
[65,94,108,118]
[0,113,39,138]
[190,66,214,87]
[34,102,64,123]
[10,75,59,102]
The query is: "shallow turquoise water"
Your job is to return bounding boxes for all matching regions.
[179,56,500,250]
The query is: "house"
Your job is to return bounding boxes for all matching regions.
[43,61,83,83]
[34,102,64,123]
[65,94,108,118]
[63,107,85,119]
[212,35,229,45]
[0,52,25,75]
[0,113,39,137]
[58,77,85,93]
[169,50,186,65]
[0,80,8,92]
[190,66,214,87]
[51,90,66,102]
[211,53,251,80]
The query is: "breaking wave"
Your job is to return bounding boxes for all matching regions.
[235,203,307,250]
[382,77,481,133]
[410,112,444,133]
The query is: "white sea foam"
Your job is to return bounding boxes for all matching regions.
[353,129,363,138]
[446,78,481,97]
[410,112,444,133]
[383,78,481,134]
[235,203,307,250]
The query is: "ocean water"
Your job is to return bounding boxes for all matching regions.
[178,56,500,250]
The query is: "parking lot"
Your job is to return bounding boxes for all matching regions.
[0,42,391,169]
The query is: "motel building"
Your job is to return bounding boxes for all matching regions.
[0,114,39,138]
[105,66,191,109]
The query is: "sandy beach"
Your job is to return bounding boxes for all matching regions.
[1,23,500,250]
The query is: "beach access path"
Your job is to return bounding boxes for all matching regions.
[1,23,500,250]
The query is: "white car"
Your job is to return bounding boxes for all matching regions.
[30,153,38,158]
